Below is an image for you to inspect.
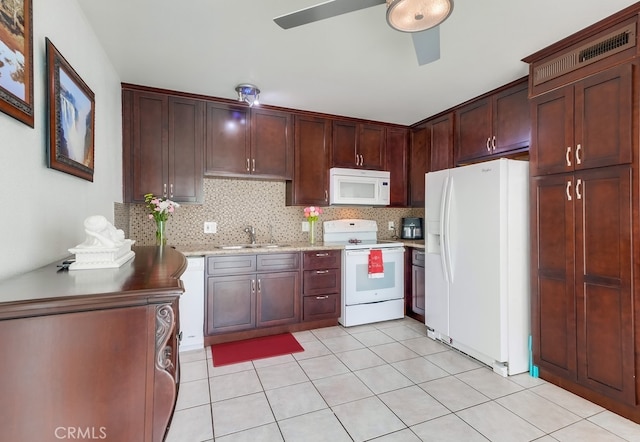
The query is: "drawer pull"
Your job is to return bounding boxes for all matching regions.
[315,296,329,300]
[315,253,330,257]
[415,251,425,256]
[315,270,329,274]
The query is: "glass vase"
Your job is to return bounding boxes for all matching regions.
[156,219,167,246]
[309,219,316,245]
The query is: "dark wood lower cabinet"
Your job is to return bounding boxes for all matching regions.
[205,251,339,345]
[0,247,186,442]
[405,247,425,322]
[532,166,635,407]
[257,271,300,327]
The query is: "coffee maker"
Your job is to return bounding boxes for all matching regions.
[401,217,423,239]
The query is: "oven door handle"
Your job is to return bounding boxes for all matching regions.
[345,247,405,256]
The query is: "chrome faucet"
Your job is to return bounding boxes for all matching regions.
[244,226,257,244]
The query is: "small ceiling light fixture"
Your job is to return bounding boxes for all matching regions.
[235,83,260,107]
[386,0,452,33]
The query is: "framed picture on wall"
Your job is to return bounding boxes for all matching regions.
[46,38,95,182]
[0,0,34,127]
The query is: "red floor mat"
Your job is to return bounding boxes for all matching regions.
[210,333,304,367]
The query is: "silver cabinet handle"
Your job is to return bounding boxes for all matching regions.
[315,252,329,257]
[246,158,250,172]
[360,154,364,166]
[355,153,359,166]
[325,190,328,202]
[486,137,491,153]
[415,251,425,256]
[566,147,572,167]
[169,183,174,198]
[576,179,582,200]
[315,296,329,300]
[576,144,582,165]
[163,183,167,198]
[566,180,572,201]
[251,279,256,293]
[252,158,256,172]
[316,270,329,274]
[257,279,261,293]
[492,136,496,151]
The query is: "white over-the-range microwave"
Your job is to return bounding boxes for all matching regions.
[329,168,391,206]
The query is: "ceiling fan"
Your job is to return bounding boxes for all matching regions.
[273,0,453,65]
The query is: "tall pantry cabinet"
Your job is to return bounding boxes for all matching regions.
[524,5,640,421]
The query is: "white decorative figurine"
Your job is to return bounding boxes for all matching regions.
[68,215,135,270]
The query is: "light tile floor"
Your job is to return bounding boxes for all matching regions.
[165,317,640,441]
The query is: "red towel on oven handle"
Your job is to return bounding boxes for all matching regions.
[368,249,384,278]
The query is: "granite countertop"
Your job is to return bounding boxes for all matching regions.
[176,239,425,256]
[176,241,345,257]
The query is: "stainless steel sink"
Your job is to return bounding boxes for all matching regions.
[217,244,290,249]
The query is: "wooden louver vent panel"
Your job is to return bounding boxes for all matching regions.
[533,23,636,86]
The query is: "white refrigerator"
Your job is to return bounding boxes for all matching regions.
[425,158,530,376]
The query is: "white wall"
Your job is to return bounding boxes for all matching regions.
[0,0,122,280]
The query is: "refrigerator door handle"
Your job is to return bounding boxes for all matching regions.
[442,176,454,283]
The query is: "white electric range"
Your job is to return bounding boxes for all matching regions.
[323,219,406,327]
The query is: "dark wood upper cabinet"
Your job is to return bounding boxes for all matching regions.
[385,126,409,207]
[205,106,293,179]
[250,108,294,179]
[428,113,454,172]
[122,87,203,203]
[456,79,529,164]
[331,120,385,169]
[409,124,428,207]
[286,115,331,206]
[531,63,634,176]
[204,102,250,176]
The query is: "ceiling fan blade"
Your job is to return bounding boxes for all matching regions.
[412,27,441,65]
[274,0,385,29]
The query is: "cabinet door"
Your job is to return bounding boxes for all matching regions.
[531,173,576,379]
[358,124,385,169]
[575,166,634,405]
[530,86,574,176]
[205,275,256,334]
[411,263,425,316]
[385,126,408,206]
[332,120,358,167]
[455,97,491,163]
[204,102,250,177]
[409,124,428,207]
[128,90,168,202]
[429,113,454,172]
[493,82,530,154]
[256,271,300,327]
[251,108,294,179]
[287,115,330,206]
[168,96,204,203]
[574,63,633,171]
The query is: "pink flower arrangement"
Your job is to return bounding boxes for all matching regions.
[303,206,322,222]
[144,193,180,222]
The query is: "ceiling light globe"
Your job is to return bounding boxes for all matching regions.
[386,0,452,32]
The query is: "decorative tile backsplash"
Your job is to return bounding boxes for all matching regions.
[120,178,424,246]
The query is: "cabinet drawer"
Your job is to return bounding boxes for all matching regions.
[303,269,341,296]
[303,250,341,270]
[303,294,340,321]
[412,249,425,267]
[207,255,256,276]
[257,253,300,272]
